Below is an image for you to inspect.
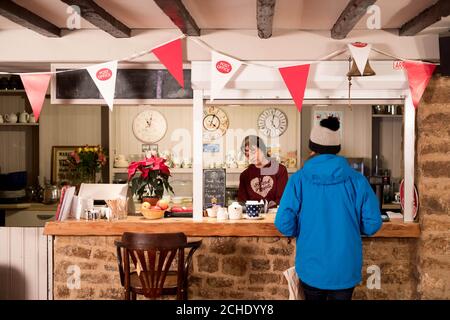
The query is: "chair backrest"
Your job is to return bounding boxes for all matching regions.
[120,232,187,299]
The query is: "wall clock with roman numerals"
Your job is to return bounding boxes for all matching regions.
[257,108,288,137]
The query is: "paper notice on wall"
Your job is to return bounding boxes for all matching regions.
[313,110,343,139]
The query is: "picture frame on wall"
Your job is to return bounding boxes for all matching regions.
[142,144,158,157]
[51,146,79,185]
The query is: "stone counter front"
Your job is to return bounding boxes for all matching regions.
[46,215,420,300]
[52,235,418,300]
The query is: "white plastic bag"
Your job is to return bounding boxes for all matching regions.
[283,266,304,300]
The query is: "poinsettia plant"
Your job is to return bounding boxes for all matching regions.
[127,156,174,200]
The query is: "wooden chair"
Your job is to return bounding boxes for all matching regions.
[115,232,202,300]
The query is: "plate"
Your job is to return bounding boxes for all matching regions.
[244,215,264,220]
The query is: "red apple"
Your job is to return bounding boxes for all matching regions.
[156,199,169,210]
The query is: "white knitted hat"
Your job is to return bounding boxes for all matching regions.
[309,116,341,154]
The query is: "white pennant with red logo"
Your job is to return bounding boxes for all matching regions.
[87,60,118,111]
[210,51,243,101]
[20,73,51,121]
[348,42,372,76]
[403,61,436,108]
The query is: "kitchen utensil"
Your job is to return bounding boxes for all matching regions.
[42,184,60,204]
[228,202,243,220]
[4,113,17,123]
[245,200,264,217]
[217,207,228,220]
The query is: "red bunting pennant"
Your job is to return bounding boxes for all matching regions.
[152,38,184,88]
[279,64,310,112]
[20,73,51,121]
[403,61,436,108]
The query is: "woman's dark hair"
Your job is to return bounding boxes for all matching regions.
[240,135,267,156]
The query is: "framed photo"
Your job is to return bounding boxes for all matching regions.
[142,144,158,156]
[51,146,79,185]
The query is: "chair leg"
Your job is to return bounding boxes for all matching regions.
[124,290,131,300]
[131,292,137,300]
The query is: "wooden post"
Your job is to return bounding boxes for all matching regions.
[193,90,204,221]
[403,93,415,222]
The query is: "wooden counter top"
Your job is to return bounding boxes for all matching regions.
[43,214,420,238]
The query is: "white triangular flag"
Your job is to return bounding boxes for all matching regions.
[348,42,372,76]
[87,60,118,111]
[210,51,243,101]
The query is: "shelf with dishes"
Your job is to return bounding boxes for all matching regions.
[111,167,298,174]
[0,123,39,126]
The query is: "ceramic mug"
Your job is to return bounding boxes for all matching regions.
[245,200,264,217]
[18,111,30,123]
[0,114,3,123]
[28,114,36,123]
[228,202,243,220]
[217,207,228,220]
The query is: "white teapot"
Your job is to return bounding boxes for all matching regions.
[228,202,243,220]
[4,113,17,123]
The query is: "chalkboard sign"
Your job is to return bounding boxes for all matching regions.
[203,169,226,209]
[55,68,192,100]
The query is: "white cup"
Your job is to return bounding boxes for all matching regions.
[217,207,228,220]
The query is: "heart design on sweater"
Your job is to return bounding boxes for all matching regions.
[250,176,274,198]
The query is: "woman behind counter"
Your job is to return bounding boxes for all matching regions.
[237,135,288,208]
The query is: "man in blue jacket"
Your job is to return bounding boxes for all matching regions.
[275,116,382,300]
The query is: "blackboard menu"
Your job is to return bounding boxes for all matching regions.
[203,169,226,209]
[55,69,192,99]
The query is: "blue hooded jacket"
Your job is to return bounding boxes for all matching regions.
[275,154,382,290]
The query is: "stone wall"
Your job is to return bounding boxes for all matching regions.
[416,75,450,299]
[53,236,418,300]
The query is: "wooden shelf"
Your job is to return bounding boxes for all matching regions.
[0,89,26,96]
[0,123,39,126]
[372,114,403,118]
[382,202,402,210]
[112,167,298,174]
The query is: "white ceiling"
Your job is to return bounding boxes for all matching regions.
[0,0,447,34]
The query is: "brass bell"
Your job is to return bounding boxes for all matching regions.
[346,58,376,77]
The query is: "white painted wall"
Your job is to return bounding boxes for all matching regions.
[0,227,51,300]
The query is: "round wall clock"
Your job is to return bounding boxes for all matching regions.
[132,109,167,143]
[257,108,288,137]
[203,106,229,141]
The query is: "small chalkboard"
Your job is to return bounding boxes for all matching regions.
[203,169,226,209]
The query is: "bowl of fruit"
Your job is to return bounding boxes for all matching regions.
[140,199,169,220]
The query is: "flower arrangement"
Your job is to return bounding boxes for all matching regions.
[67,145,107,183]
[127,156,174,200]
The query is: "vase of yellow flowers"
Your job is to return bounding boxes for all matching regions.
[67,145,107,185]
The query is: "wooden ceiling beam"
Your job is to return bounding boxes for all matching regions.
[331,0,377,40]
[257,0,276,39]
[0,0,61,37]
[399,0,450,36]
[60,0,131,38]
[153,0,200,36]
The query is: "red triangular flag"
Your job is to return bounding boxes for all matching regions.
[152,38,184,88]
[403,61,436,108]
[20,73,51,121]
[279,64,310,112]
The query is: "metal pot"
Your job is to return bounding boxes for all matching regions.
[42,184,60,204]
